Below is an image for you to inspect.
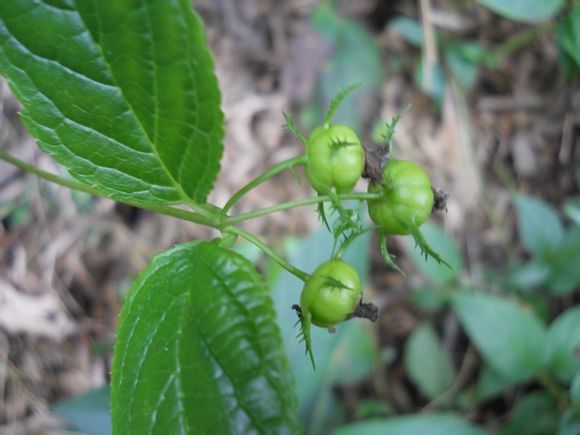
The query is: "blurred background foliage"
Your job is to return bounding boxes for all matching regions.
[1,0,579,433]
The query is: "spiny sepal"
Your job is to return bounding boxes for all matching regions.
[379,232,405,275]
[293,305,316,369]
[283,111,307,145]
[324,83,362,125]
[402,219,452,269]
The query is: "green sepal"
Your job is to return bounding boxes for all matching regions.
[324,83,363,125]
[402,219,452,268]
[382,104,411,148]
[283,111,307,145]
[296,309,316,369]
[380,233,405,275]
[317,200,332,232]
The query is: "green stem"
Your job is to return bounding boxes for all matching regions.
[223,155,308,213]
[227,192,381,225]
[227,227,310,282]
[0,149,222,229]
[537,372,569,409]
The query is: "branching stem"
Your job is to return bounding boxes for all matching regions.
[223,155,308,213]
[226,227,310,282]
[227,192,380,225]
[0,150,221,228]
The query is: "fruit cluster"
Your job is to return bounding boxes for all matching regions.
[285,92,448,367]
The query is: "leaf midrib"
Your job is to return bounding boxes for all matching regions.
[74,0,195,205]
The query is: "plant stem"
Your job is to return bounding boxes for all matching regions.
[0,149,222,228]
[537,372,569,409]
[227,192,381,225]
[223,155,308,213]
[226,227,310,282]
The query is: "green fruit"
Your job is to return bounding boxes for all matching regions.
[368,159,433,235]
[300,259,362,328]
[305,124,365,194]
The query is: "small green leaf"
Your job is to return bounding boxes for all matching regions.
[54,386,111,435]
[476,0,565,22]
[452,292,547,382]
[544,306,580,383]
[408,223,462,284]
[501,392,559,435]
[404,323,456,400]
[474,365,516,403]
[557,7,580,67]
[514,195,564,256]
[389,16,424,47]
[304,3,383,133]
[336,414,490,435]
[503,261,550,293]
[564,197,580,226]
[444,42,484,90]
[409,287,450,312]
[571,372,580,412]
[415,58,446,103]
[544,227,580,295]
[558,411,580,435]
[0,0,224,206]
[112,241,301,434]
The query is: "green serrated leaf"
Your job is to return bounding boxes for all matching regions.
[0,0,223,206]
[336,414,490,435]
[404,323,456,400]
[112,241,301,434]
[452,292,547,382]
[476,0,565,22]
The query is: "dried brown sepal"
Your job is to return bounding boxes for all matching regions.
[432,187,449,212]
[351,299,380,322]
[362,142,389,183]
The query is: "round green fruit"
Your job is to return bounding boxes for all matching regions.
[368,159,433,235]
[305,124,365,194]
[300,259,362,328]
